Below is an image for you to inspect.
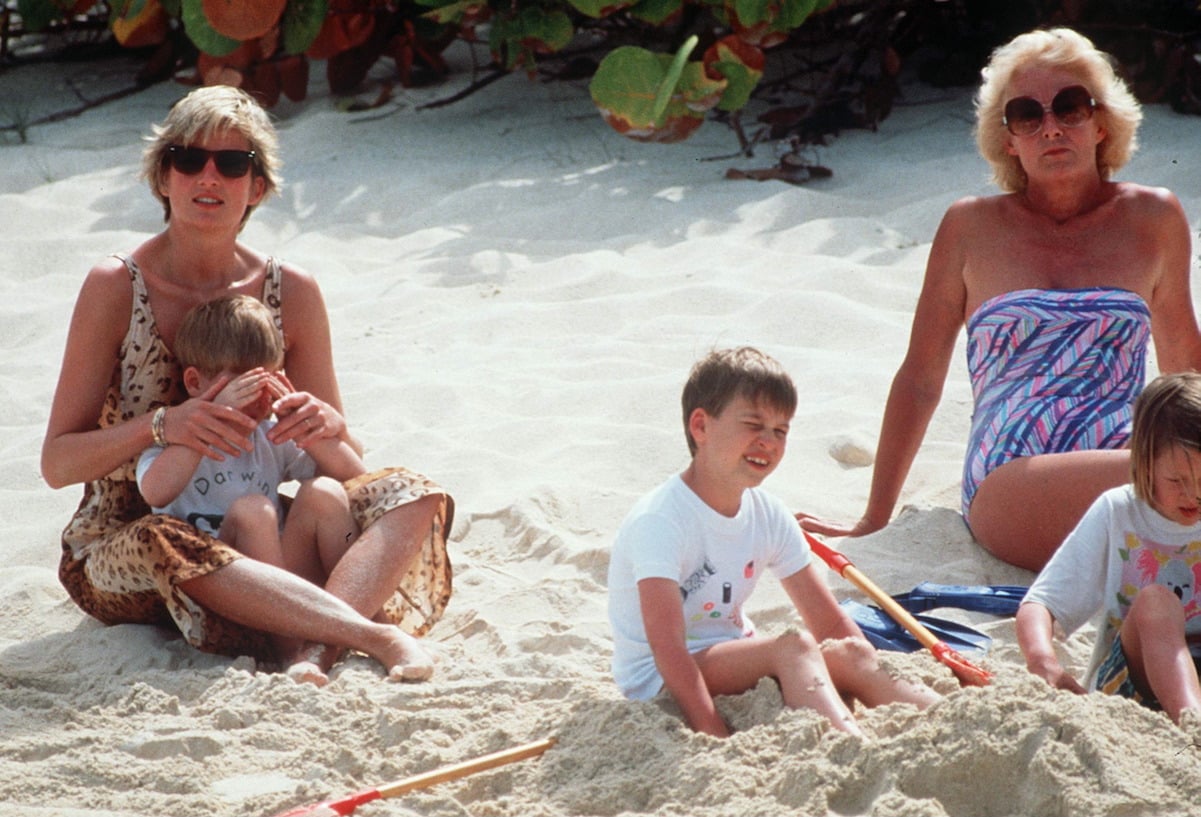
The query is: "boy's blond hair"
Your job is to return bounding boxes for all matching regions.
[681,347,798,456]
[1130,373,1201,504]
[174,295,284,378]
[974,27,1141,193]
[142,85,282,227]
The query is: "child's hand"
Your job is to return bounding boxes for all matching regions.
[1027,655,1087,695]
[212,369,273,412]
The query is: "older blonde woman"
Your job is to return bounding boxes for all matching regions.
[42,86,452,683]
[799,27,1201,571]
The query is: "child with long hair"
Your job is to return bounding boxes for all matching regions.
[1019,372,1201,723]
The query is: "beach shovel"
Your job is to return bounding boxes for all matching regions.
[270,737,556,817]
[801,529,993,687]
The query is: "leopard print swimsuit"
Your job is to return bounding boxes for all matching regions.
[58,255,452,659]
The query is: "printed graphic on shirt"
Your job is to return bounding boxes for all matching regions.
[1114,533,1201,646]
[679,558,717,601]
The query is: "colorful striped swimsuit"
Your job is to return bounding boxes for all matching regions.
[961,287,1150,524]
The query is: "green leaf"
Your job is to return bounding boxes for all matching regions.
[489,7,573,70]
[419,0,480,24]
[16,0,59,32]
[777,0,819,29]
[180,0,240,56]
[732,0,769,25]
[281,0,327,54]
[628,0,681,24]
[564,0,634,17]
[590,43,724,141]
[708,42,762,111]
[651,34,697,121]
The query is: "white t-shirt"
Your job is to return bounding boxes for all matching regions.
[1023,484,1201,686]
[136,422,315,537]
[607,474,811,700]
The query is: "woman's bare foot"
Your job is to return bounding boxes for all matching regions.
[379,628,436,683]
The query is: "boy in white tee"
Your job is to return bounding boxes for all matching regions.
[608,347,938,736]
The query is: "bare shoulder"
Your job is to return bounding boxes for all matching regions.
[79,254,134,310]
[1113,181,1186,220]
[277,259,326,305]
[276,259,331,339]
[939,193,1011,233]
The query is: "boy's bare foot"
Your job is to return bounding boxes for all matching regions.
[285,660,330,687]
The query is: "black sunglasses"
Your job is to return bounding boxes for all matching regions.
[165,145,257,179]
[1002,85,1096,136]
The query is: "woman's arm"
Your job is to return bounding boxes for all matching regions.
[42,261,153,488]
[42,260,257,489]
[801,201,969,537]
[1142,188,1201,373]
[269,265,362,454]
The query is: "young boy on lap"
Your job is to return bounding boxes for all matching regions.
[607,347,938,736]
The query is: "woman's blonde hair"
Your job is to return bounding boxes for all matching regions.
[142,85,282,227]
[174,294,284,377]
[974,27,1142,193]
[1130,373,1201,505]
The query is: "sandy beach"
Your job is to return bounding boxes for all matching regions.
[5,43,1201,816]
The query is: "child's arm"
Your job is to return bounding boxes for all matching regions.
[780,564,864,643]
[299,437,367,482]
[1015,601,1087,694]
[139,445,204,508]
[638,577,730,738]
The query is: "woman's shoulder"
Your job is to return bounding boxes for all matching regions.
[79,254,136,304]
[1113,180,1184,209]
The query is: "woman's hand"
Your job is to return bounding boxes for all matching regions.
[268,371,348,448]
[795,512,886,539]
[164,375,257,460]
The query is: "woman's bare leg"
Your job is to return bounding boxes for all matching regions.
[969,449,1130,571]
[296,494,444,676]
[178,557,428,680]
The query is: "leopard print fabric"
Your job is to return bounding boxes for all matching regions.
[58,256,452,658]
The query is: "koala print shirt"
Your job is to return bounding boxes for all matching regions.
[1024,484,1201,687]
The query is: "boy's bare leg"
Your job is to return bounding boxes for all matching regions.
[219,495,309,678]
[819,637,940,709]
[1120,584,1201,723]
[695,633,862,735]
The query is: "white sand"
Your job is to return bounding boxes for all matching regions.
[4,46,1201,817]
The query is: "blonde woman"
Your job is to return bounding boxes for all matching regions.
[800,28,1201,571]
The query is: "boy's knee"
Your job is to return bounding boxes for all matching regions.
[820,635,878,668]
[776,629,820,658]
[294,476,351,509]
[227,493,277,522]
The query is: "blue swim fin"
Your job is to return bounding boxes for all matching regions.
[840,599,992,654]
[890,582,1028,617]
